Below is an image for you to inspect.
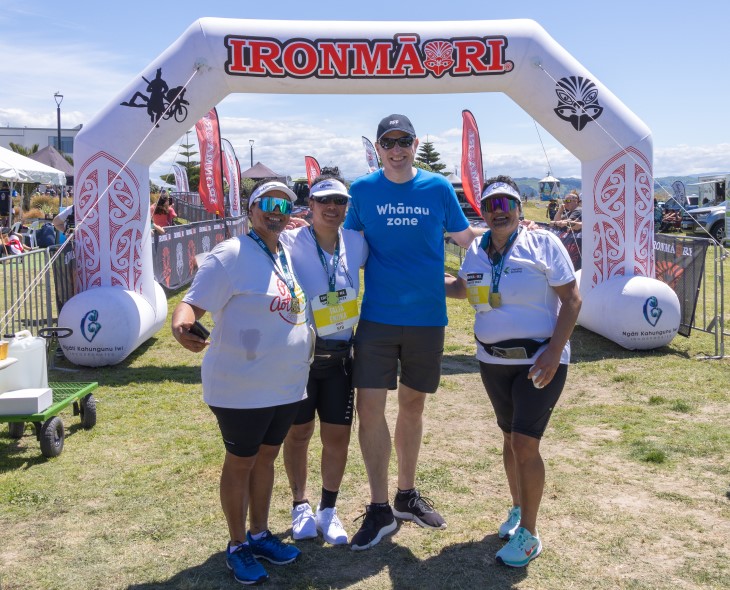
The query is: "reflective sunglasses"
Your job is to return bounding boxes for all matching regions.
[312,195,349,206]
[378,136,415,150]
[481,197,520,213]
[256,196,293,214]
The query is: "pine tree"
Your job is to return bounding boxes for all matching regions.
[160,136,200,190]
[416,139,447,174]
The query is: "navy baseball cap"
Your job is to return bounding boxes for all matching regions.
[376,114,416,140]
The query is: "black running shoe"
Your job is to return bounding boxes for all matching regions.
[350,504,397,551]
[392,490,447,529]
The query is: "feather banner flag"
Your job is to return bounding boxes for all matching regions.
[171,163,189,193]
[461,109,484,216]
[221,138,241,217]
[195,108,225,215]
[305,156,321,187]
[362,136,380,173]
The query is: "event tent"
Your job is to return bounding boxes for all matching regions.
[0,145,67,185]
[0,145,67,226]
[240,161,286,182]
[27,146,74,185]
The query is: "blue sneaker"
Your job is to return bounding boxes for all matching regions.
[498,506,521,540]
[247,530,301,565]
[495,526,542,567]
[226,543,268,585]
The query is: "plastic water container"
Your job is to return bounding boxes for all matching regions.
[0,331,48,394]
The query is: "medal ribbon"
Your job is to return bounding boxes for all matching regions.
[309,226,341,294]
[249,229,300,305]
[481,229,518,296]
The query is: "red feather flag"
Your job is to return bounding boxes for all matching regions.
[305,156,321,188]
[195,108,225,215]
[461,109,484,217]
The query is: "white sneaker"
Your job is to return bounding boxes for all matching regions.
[291,502,317,540]
[315,505,348,545]
[495,526,542,567]
[498,506,521,540]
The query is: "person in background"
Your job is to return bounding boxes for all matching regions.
[551,191,582,232]
[343,114,480,551]
[445,175,581,568]
[151,194,177,228]
[1,226,31,255]
[52,206,74,236]
[171,180,311,585]
[546,199,558,221]
[279,174,368,546]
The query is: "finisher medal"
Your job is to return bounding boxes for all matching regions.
[327,291,339,306]
[489,292,502,308]
[290,299,301,314]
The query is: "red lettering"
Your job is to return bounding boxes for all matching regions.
[484,38,508,72]
[319,42,351,77]
[249,39,284,75]
[452,39,489,74]
[351,42,392,76]
[282,41,318,77]
[391,35,426,76]
[226,38,248,73]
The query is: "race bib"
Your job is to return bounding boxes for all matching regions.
[466,272,493,312]
[311,287,359,336]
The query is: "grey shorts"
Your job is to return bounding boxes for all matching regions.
[352,320,445,393]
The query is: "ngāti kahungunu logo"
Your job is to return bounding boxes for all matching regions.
[642,296,663,327]
[81,309,102,343]
[554,76,604,131]
[224,34,514,79]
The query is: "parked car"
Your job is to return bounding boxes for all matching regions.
[681,200,727,242]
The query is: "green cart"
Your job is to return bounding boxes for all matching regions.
[3,381,98,458]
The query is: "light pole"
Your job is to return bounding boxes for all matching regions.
[249,139,254,168]
[54,92,64,210]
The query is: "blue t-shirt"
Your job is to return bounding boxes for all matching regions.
[344,168,469,326]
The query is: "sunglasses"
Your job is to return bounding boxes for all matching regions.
[312,195,349,206]
[378,136,415,150]
[256,196,293,214]
[564,199,576,203]
[481,197,520,213]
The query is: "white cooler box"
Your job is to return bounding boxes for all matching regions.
[0,387,53,415]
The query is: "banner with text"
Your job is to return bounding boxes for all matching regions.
[152,216,247,290]
[653,234,709,337]
[195,108,224,215]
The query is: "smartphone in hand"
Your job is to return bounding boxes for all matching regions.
[188,320,210,340]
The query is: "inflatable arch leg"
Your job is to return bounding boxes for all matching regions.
[62,18,678,366]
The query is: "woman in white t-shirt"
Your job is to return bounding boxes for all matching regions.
[171,180,311,585]
[445,175,581,569]
[278,175,368,546]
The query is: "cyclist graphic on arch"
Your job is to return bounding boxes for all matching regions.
[120,68,189,126]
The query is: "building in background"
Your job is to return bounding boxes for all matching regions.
[0,124,82,157]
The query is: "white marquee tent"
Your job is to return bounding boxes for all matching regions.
[0,145,67,226]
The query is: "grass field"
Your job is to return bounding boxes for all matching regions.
[1,209,729,589]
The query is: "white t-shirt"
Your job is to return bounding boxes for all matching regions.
[458,227,576,365]
[183,235,312,409]
[280,226,368,341]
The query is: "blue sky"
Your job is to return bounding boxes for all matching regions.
[1,0,728,186]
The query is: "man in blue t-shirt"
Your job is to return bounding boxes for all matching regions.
[344,114,478,550]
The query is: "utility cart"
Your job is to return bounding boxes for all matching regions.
[0,328,98,458]
[2,380,98,457]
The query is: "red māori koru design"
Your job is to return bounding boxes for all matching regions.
[591,148,652,285]
[75,152,143,293]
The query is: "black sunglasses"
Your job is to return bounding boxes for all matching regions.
[378,136,415,150]
[312,195,349,206]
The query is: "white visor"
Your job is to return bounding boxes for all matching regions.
[480,182,522,202]
[310,179,350,199]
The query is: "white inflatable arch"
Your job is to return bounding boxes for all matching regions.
[61,18,679,366]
